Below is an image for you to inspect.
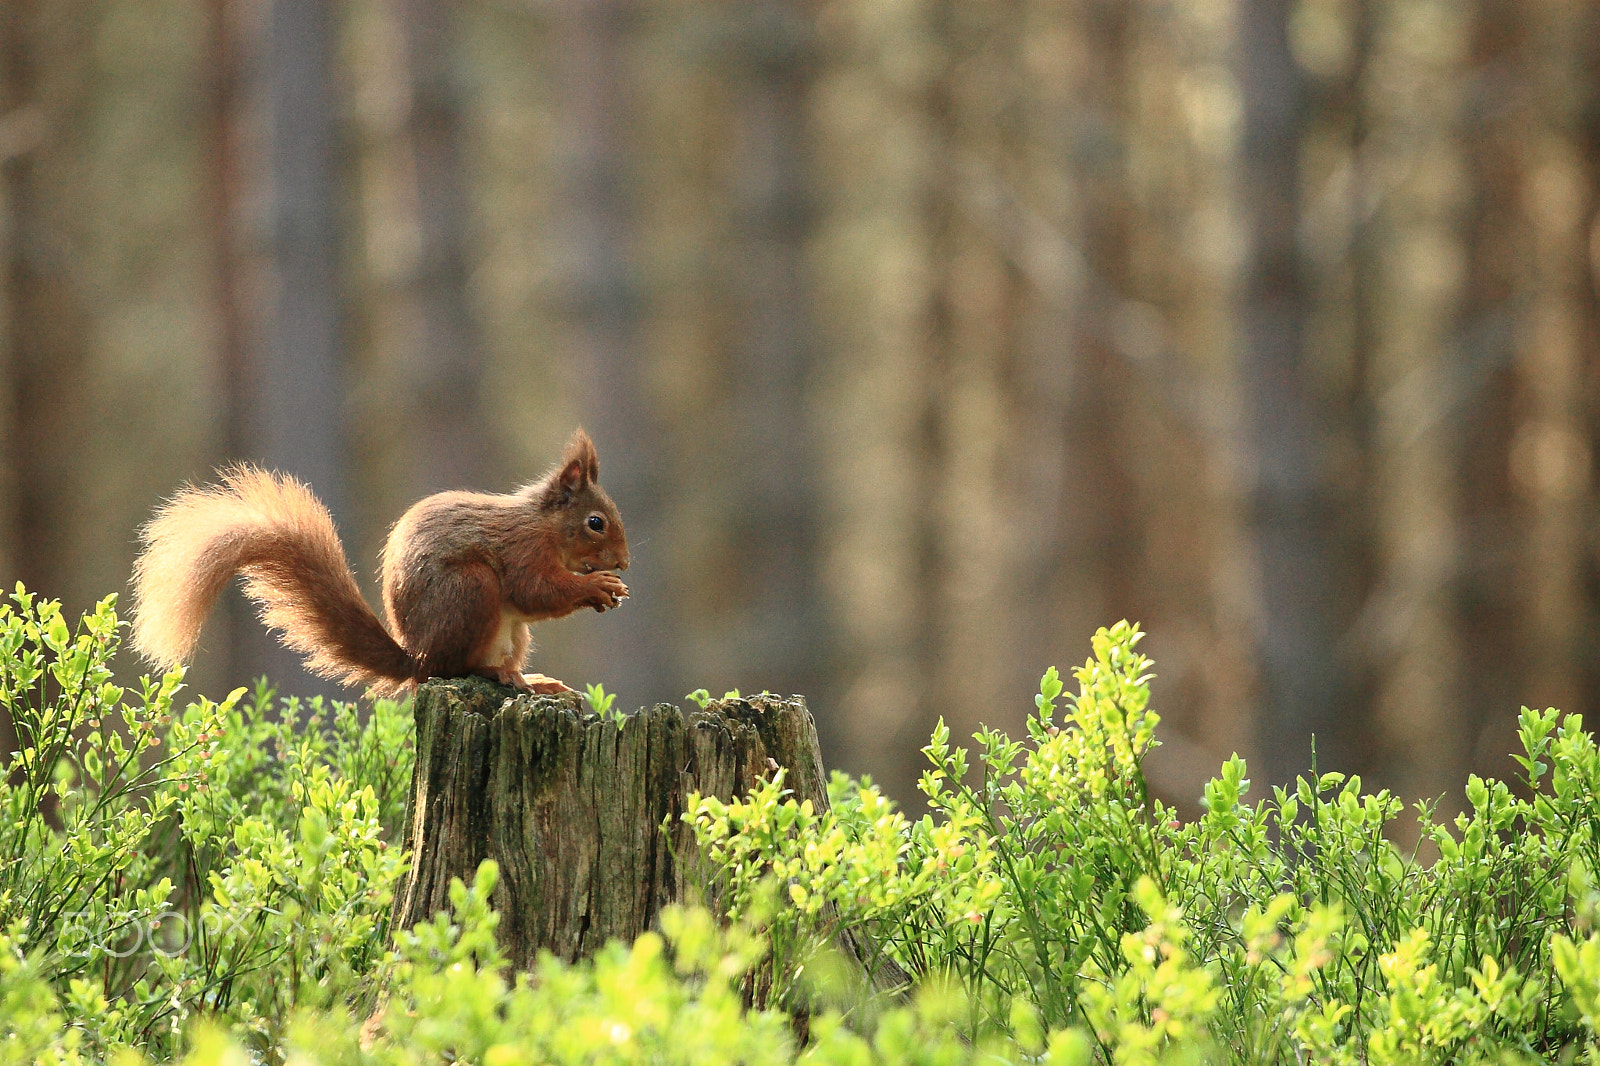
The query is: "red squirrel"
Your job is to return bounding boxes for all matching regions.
[131,428,629,695]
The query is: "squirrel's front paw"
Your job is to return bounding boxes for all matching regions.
[587,571,629,611]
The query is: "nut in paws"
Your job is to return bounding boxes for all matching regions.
[590,572,629,611]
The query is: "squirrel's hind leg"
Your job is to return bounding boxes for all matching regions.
[394,561,502,683]
[503,620,574,693]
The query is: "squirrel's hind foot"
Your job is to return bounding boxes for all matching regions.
[472,666,572,694]
[520,672,574,694]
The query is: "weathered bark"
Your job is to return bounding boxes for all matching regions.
[390,677,830,969]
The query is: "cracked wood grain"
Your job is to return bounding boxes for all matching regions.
[389,676,829,970]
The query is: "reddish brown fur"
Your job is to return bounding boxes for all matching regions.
[131,429,629,695]
[380,429,629,689]
[132,466,417,693]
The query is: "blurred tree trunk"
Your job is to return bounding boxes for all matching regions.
[1300,0,1380,782]
[0,0,36,756]
[208,0,247,460]
[1454,0,1529,782]
[0,2,102,757]
[0,0,31,591]
[1506,0,1600,738]
[204,0,249,690]
[1008,4,1083,715]
[919,4,1040,776]
[232,0,349,697]
[0,1,91,606]
[557,0,670,707]
[1236,0,1351,787]
[1568,4,1600,733]
[1068,3,1139,623]
[393,0,490,494]
[263,0,345,493]
[1361,0,1469,804]
[1107,5,1259,807]
[804,2,941,801]
[1057,1,1139,683]
[724,2,823,704]
[904,0,951,808]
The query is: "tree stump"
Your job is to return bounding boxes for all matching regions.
[389,677,831,970]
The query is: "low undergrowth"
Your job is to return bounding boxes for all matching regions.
[4,586,1600,1063]
[686,623,1600,1064]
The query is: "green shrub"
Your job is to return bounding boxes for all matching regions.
[0,586,411,1060]
[684,620,1600,1063]
[10,589,1600,1063]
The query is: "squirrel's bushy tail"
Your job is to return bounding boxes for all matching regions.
[131,466,416,694]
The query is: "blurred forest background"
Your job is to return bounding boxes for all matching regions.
[1,0,1597,815]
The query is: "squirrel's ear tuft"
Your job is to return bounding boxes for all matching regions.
[551,428,597,497]
[562,427,600,485]
[555,458,585,496]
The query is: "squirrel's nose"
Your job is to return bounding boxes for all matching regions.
[616,553,630,572]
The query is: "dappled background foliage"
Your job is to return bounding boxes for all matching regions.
[1,0,1598,814]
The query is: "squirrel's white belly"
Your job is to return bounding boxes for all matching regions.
[487,609,530,668]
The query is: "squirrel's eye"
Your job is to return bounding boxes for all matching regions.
[587,514,605,533]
